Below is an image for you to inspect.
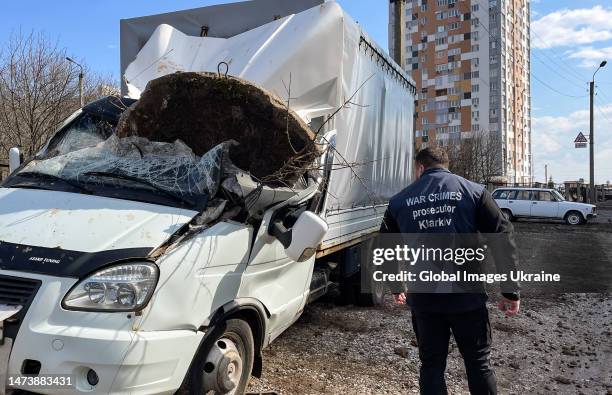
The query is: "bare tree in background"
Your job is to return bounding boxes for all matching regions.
[0,31,118,159]
[446,130,503,184]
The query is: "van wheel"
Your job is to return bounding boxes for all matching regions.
[565,211,584,225]
[501,209,515,222]
[356,272,385,307]
[184,319,254,395]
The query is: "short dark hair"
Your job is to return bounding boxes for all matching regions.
[415,146,449,169]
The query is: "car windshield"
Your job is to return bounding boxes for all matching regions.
[4,97,222,210]
[551,190,565,201]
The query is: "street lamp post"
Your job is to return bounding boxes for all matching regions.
[66,57,84,108]
[589,60,607,203]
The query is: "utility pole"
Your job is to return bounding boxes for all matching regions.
[66,57,84,108]
[544,164,548,185]
[590,60,607,203]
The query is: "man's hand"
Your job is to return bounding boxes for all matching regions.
[393,293,406,305]
[498,297,520,317]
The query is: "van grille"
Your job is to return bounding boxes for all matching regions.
[0,275,41,340]
[0,275,40,307]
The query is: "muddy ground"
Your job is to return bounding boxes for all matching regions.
[247,204,612,395]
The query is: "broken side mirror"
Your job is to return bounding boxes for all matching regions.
[8,147,22,174]
[271,211,328,262]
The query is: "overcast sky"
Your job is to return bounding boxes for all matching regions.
[1,0,611,183]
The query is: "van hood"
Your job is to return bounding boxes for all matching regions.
[0,188,197,277]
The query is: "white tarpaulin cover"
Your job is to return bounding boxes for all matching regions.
[123,1,415,215]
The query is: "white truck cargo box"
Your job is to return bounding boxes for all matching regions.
[121,1,416,252]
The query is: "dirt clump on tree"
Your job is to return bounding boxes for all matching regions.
[117,72,320,185]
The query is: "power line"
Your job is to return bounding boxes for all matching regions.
[472,6,589,99]
[532,52,585,86]
[532,74,588,98]
[530,29,587,82]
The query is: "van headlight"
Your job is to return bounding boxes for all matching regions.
[63,262,159,312]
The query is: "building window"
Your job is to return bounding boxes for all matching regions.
[421,4,428,11]
[448,22,459,30]
[472,84,479,93]
[436,114,448,123]
[436,37,447,45]
[471,4,479,12]
[435,101,448,110]
[449,9,459,17]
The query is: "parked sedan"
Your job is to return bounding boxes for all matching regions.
[492,188,597,225]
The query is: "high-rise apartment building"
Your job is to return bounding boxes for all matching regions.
[390,0,532,183]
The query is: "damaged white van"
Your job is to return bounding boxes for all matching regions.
[0,2,415,394]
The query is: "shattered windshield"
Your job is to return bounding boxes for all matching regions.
[5,97,224,210]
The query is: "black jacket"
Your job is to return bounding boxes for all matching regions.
[380,167,520,313]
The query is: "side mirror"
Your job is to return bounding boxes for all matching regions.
[270,211,328,262]
[286,211,328,262]
[8,147,22,174]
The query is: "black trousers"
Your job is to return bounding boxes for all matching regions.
[411,306,497,395]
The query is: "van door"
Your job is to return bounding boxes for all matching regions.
[238,205,315,341]
[509,190,532,216]
[530,191,559,218]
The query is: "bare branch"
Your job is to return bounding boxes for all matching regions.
[0,30,119,160]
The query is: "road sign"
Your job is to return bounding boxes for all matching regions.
[574,132,588,143]
[574,132,588,148]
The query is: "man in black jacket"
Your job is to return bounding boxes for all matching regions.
[381,147,520,395]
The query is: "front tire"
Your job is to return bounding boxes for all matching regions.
[565,211,584,225]
[183,319,254,395]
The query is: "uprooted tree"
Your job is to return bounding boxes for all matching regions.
[445,130,503,184]
[0,31,118,159]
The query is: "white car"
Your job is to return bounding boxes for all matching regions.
[492,188,597,225]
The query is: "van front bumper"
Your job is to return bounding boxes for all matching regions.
[2,271,203,395]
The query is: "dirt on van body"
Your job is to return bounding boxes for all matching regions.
[247,214,612,395]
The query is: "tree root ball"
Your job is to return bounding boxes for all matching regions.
[117,72,320,184]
